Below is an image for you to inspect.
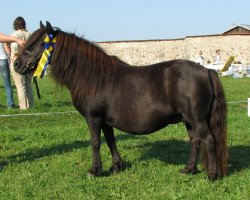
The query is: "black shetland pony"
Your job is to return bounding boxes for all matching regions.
[14,22,228,180]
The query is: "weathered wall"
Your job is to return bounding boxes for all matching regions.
[98,34,250,65]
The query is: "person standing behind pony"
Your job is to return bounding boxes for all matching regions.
[10,16,34,110]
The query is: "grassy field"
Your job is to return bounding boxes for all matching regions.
[0,76,249,199]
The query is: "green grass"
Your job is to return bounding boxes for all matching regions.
[0,76,249,199]
[0,76,73,114]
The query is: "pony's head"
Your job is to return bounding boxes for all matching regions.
[14,21,56,74]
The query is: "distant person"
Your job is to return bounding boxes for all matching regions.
[196,50,205,65]
[0,42,15,108]
[213,49,221,65]
[10,16,34,110]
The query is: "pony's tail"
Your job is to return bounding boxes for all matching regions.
[202,70,228,178]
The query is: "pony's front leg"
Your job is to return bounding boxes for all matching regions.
[102,123,124,173]
[87,118,102,176]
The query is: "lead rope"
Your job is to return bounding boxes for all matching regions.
[33,76,41,99]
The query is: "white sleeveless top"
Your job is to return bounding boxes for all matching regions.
[0,42,8,59]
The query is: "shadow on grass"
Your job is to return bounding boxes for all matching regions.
[229,145,250,174]
[139,139,189,165]
[1,137,249,177]
[0,134,139,170]
[138,140,250,175]
[0,140,89,168]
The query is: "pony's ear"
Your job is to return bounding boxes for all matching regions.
[46,21,53,29]
[40,21,45,29]
[45,21,55,34]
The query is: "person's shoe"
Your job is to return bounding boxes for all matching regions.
[8,105,18,109]
[19,107,28,110]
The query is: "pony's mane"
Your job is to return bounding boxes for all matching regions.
[50,30,126,100]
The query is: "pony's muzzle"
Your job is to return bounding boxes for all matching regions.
[13,59,28,74]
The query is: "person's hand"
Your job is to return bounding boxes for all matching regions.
[15,38,25,47]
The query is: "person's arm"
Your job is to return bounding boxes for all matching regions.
[0,33,25,46]
[4,43,11,55]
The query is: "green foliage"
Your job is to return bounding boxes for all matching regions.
[0,76,249,199]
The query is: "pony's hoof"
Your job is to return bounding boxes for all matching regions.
[87,168,102,177]
[180,167,198,175]
[208,173,218,181]
[109,162,124,173]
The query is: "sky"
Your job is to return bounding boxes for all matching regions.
[1,0,250,42]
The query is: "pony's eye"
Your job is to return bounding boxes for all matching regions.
[37,43,44,47]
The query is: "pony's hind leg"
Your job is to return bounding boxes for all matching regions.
[180,122,200,174]
[181,120,218,180]
[102,123,124,173]
[202,132,218,180]
[192,121,218,180]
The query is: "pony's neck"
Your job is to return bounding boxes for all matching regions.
[50,31,119,99]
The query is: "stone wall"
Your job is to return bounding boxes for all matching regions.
[98,34,250,65]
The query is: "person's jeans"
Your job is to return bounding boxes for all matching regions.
[0,59,14,107]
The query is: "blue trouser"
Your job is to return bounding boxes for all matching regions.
[0,59,14,107]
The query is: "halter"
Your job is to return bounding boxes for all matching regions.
[25,49,44,70]
[33,34,57,78]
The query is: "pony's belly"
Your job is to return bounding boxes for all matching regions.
[107,113,182,135]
